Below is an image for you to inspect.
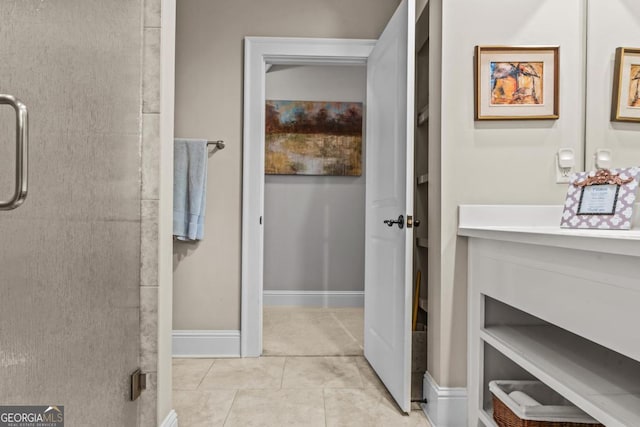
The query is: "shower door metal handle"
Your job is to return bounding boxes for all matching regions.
[0,94,28,210]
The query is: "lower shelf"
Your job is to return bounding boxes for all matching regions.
[479,409,497,427]
[481,325,640,427]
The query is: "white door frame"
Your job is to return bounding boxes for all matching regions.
[241,37,375,357]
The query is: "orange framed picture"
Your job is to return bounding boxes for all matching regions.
[611,47,640,122]
[475,46,559,120]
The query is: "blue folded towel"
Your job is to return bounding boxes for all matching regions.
[173,139,208,241]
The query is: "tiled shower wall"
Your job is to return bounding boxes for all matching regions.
[140,0,162,425]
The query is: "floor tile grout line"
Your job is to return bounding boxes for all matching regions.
[195,358,216,390]
[329,310,364,351]
[280,357,287,389]
[221,389,239,426]
[322,387,328,427]
[353,356,368,390]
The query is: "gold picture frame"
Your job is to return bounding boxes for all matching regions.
[611,47,640,122]
[474,46,560,120]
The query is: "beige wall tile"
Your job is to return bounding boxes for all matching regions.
[143,28,161,113]
[140,286,158,372]
[141,200,159,287]
[142,113,160,200]
[139,372,158,427]
[144,0,161,28]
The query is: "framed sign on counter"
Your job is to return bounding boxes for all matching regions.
[561,168,640,229]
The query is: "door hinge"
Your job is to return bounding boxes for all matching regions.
[130,369,147,401]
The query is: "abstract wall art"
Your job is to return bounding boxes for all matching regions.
[265,100,363,176]
[475,46,559,120]
[611,47,640,122]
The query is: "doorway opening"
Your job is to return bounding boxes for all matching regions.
[262,63,367,357]
[241,37,375,359]
[242,0,416,411]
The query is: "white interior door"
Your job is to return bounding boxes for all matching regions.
[364,0,415,414]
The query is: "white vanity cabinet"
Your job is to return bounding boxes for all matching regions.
[459,205,640,427]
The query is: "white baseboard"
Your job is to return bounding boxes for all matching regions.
[172,330,240,357]
[422,372,467,427]
[160,409,178,427]
[263,290,364,307]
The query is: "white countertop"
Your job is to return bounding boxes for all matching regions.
[458,205,640,257]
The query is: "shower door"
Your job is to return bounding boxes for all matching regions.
[0,1,142,425]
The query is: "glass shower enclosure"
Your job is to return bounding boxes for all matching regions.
[0,1,143,425]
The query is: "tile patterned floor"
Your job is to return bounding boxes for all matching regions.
[262,307,364,356]
[173,307,430,426]
[173,356,430,426]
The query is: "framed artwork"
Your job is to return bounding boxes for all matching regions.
[265,100,362,176]
[611,47,640,122]
[560,168,640,230]
[475,46,560,120]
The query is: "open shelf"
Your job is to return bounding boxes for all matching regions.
[417,173,428,185]
[481,325,640,427]
[416,237,428,248]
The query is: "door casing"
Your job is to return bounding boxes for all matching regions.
[241,37,375,357]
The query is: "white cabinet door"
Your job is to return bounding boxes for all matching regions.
[364,0,415,414]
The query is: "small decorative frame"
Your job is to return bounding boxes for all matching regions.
[560,168,640,230]
[475,46,559,120]
[611,47,640,122]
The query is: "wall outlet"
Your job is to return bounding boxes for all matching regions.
[556,149,575,184]
[594,148,613,170]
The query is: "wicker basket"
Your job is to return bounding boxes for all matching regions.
[489,381,603,427]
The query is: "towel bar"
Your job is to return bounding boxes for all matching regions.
[207,140,225,149]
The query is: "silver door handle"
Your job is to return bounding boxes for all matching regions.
[0,94,28,210]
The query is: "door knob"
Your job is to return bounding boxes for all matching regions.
[383,215,404,229]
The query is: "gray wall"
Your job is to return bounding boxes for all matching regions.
[264,65,366,292]
[173,0,400,330]
[0,0,143,425]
